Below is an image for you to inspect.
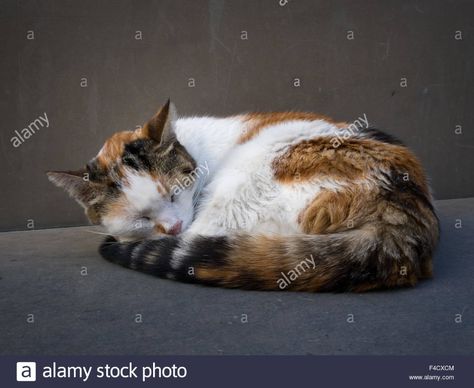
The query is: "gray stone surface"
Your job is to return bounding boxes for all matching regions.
[0,198,473,355]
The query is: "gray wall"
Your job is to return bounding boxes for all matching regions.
[1,0,473,232]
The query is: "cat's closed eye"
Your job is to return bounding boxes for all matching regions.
[181,167,193,175]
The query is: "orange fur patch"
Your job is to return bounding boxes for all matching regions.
[103,195,130,220]
[272,137,429,194]
[193,233,421,292]
[155,181,167,195]
[154,224,166,234]
[297,185,412,235]
[238,112,347,144]
[195,235,287,289]
[299,189,367,234]
[96,130,143,168]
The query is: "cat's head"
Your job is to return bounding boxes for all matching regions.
[48,100,198,241]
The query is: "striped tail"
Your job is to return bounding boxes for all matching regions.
[99,226,436,292]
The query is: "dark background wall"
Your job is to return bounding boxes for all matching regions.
[1,0,473,232]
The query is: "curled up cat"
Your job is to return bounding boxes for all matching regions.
[48,100,439,292]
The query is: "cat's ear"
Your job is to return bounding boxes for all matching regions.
[142,99,178,143]
[47,169,104,208]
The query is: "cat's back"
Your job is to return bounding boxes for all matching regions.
[176,112,345,152]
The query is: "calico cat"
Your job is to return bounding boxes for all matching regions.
[48,100,439,291]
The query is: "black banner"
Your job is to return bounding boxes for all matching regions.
[3,356,470,387]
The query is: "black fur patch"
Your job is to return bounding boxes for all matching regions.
[86,159,108,182]
[180,236,231,268]
[179,236,233,286]
[383,169,434,213]
[361,127,404,146]
[122,139,154,171]
[99,236,179,277]
[99,235,232,285]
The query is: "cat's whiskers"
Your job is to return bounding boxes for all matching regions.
[83,228,110,236]
[192,180,205,207]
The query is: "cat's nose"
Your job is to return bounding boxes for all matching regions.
[167,220,182,235]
